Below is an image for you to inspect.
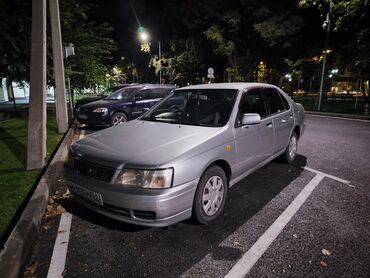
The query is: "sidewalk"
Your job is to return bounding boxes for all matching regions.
[305,110,370,121]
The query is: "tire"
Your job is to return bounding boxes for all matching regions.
[192,165,228,224]
[280,131,298,164]
[110,112,128,126]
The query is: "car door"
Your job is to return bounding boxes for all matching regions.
[129,89,151,119]
[263,88,294,155]
[233,88,274,177]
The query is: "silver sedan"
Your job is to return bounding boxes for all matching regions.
[64,83,305,226]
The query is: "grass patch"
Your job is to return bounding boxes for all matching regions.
[0,113,63,238]
[293,96,367,114]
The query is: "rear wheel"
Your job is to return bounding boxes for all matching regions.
[110,112,127,126]
[192,165,228,224]
[280,131,298,164]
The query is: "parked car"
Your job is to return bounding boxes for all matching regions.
[76,84,175,126]
[73,84,134,114]
[64,83,305,227]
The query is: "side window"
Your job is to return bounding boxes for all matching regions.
[152,88,167,98]
[135,89,150,100]
[238,89,267,118]
[264,88,285,115]
[279,92,290,110]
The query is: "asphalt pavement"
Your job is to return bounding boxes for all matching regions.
[25,114,370,277]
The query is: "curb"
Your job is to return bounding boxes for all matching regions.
[0,125,75,278]
[305,111,370,121]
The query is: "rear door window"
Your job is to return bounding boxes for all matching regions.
[263,88,285,115]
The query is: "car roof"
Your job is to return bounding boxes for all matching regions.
[176,82,277,91]
[119,84,175,90]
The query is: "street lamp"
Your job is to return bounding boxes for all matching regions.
[317,1,334,112]
[138,27,162,84]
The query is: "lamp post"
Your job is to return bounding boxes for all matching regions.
[317,1,334,112]
[138,27,162,84]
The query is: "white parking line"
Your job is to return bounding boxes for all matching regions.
[225,174,325,278]
[47,213,73,278]
[303,166,351,185]
[46,129,85,277]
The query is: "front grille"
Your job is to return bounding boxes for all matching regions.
[74,158,115,182]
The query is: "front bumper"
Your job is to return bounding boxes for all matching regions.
[76,112,111,126]
[63,165,198,227]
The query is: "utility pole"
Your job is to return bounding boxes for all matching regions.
[49,0,68,133]
[317,1,333,112]
[158,41,162,84]
[27,0,47,170]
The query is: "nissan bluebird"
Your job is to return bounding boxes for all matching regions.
[64,83,305,227]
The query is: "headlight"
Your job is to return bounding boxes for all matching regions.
[115,168,173,189]
[93,107,108,113]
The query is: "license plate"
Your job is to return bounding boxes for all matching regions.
[68,183,103,206]
[79,114,87,119]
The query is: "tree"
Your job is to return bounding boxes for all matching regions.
[0,0,31,83]
[0,0,117,91]
[299,0,369,97]
[60,0,117,90]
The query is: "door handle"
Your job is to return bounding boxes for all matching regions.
[281,119,287,123]
[266,122,273,128]
[289,114,293,119]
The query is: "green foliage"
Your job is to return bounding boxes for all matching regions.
[60,0,117,89]
[0,0,31,82]
[0,0,116,90]
[150,38,204,84]
[254,14,304,47]
[204,25,235,56]
[298,0,369,92]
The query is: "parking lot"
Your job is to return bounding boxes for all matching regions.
[26,114,370,277]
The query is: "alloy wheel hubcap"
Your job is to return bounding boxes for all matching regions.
[113,116,126,125]
[202,176,224,216]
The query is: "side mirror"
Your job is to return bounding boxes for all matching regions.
[241,113,261,126]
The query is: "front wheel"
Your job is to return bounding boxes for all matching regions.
[280,131,298,164]
[192,165,228,224]
[110,112,127,126]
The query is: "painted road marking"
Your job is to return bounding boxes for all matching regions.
[225,174,325,278]
[46,129,86,277]
[47,213,73,278]
[304,166,351,186]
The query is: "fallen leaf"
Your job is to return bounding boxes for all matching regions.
[233,241,242,247]
[24,261,38,278]
[293,234,298,239]
[322,249,331,256]
[320,261,328,267]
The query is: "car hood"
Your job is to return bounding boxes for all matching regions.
[80,98,129,110]
[71,120,225,169]
[75,96,103,108]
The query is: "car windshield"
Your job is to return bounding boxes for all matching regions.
[141,89,237,127]
[105,87,140,100]
[98,87,116,96]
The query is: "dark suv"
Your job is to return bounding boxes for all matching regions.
[76,84,175,126]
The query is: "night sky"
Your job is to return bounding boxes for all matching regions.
[86,0,327,83]
[88,0,165,69]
